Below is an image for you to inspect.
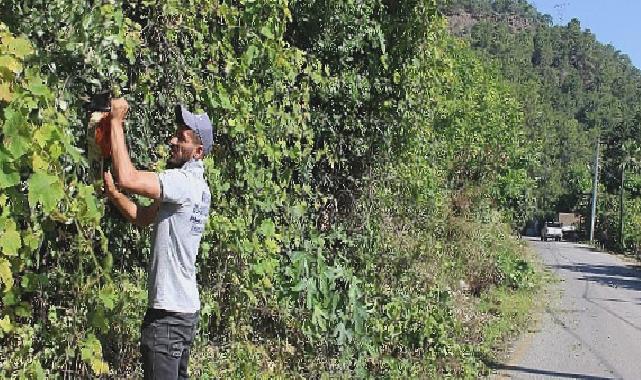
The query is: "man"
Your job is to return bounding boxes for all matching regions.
[103,99,212,379]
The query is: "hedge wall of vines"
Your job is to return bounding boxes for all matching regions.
[0,0,536,377]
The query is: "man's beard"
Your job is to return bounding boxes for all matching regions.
[166,146,194,169]
[166,156,189,169]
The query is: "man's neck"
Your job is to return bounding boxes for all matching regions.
[167,158,201,170]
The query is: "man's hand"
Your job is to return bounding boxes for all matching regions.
[103,170,118,199]
[110,98,129,123]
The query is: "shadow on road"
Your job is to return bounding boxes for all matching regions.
[502,241,636,379]
[491,363,615,379]
[551,261,641,334]
[552,263,641,293]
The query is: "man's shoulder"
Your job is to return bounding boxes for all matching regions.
[158,164,208,204]
[160,166,203,181]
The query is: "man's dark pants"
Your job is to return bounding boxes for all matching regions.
[140,308,199,380]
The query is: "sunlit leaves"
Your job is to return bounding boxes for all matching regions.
[0,314,12,333]
[27,172,64,213]
[0,259,12,291]
[76,184,101,224]
[0,24,111,377]
[0,55,21,73]
[27,80,50,97]
[0,220,21,256]
[80,334,109,375]
[1,34,33,59]
[0,30,32,96]
[0,1,546,377]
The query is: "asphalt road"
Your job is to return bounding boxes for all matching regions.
[493,237,641,380]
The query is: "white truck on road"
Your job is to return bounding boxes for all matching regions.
[541,221,563,241]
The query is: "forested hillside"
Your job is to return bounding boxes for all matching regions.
[1,0,549,378]
[443,0,641,251]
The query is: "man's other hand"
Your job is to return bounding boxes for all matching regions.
[103,170,118,199]
[110,98,129,123]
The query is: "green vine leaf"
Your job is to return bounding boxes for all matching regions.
[0,314,12,333]
[2,108,30,159]
[260,25,274,40]
[0,258,12,291]
[0,82,12,101]
[80,334,109,375]
[0,220,21,256]
[27,172,64,213]
[77,184,101,223]
[0,162,19,189]
[28,81,50,97]
[98,286,117,310]
[33,123,56,147]
[0,55,21,73]
[4,36,33,59]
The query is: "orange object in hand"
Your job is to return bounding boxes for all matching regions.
[95,115,112,158]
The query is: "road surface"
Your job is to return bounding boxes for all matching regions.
[493,237,641,380]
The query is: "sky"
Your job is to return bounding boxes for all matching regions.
[528,0,641,69]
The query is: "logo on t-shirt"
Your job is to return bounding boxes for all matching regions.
[190,191,211,235]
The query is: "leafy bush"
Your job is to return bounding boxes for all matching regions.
[0,23,109,375]
[1,1,540,377]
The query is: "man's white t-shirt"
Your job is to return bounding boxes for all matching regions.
[148,159,210,313]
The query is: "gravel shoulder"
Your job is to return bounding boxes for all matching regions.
[492,237,641,380]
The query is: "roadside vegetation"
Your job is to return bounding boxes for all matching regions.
[9,0,640,377]
[443,0,641,254]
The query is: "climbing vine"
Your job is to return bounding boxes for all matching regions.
[1,1,538,377]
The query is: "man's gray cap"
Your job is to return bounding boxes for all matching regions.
[176,105,214,155]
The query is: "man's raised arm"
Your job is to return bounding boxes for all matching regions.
[109,98,161,200]
[103,171,159,227]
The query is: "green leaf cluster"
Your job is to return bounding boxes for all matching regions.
[0,22,110,376]
[0,1,542,377]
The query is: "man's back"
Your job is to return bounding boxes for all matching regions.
[149,159,211,313]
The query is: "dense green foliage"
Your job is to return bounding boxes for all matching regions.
[1,0,540,377]
[444,0,641,250]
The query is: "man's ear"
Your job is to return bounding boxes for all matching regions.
[193,145,204,160]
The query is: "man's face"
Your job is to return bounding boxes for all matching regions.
[167,125,199,169]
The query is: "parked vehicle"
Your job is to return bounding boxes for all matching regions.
[541,222,563,241]
[558,212,581,241]
[561,225,578,241]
